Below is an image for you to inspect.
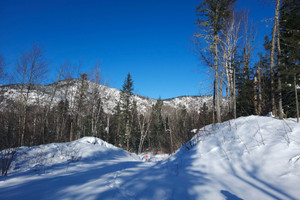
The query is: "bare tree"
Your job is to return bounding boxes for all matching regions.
[294,69,299,122]
[138,113,152,154]
[275,0,284,119]
[257,64,263,115]
[195,0,236,123]
[15,44,48,146]
[270,0,281,116]
[241,12,256,82]
[89,61,103,138]
[220,11,241,119]
[41,66,63,143]
[1,148,17,176]
[0,55,6,84]
[254,74,258,114]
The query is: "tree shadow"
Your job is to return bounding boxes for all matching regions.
[221,190,243,200]
[227,162,297,200]
[100,146,212,200]
[0,160,142,200]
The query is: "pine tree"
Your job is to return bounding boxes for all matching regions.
[120,73,134,150]
[280,0,300,120]
[149,98,164,152]
[130,100,140,153]
[110,101,122,146]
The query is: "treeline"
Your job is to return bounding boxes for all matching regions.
[194,0,299,122]
[0,46,213,152]
[108,73,213,153]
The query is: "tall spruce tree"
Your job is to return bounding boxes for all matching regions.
[120,73,134,150]
[149,98,165,153]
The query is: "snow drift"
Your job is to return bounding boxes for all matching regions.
[168,115,300,199]
[6,137,139,176]
[0,116,299,200]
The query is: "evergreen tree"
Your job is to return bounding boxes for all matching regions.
[120,73,134,150]
[279,0,300,120]
[235,56,255,116]
[130,100,140,152]
[110,101,122,146]
[149,98,164,152]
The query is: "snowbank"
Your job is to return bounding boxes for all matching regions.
[168,115,300,199]
[7,137,139,175]
[1,116,299,200]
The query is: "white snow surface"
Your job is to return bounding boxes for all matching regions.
[1,116,300,200]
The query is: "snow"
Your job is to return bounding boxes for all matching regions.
[0,80,215,115]
[1,116,300,200]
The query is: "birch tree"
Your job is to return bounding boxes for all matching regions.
[15,44,48,146]
[270,0,281,116]
[195,0,236,123]
[220,11,241,119]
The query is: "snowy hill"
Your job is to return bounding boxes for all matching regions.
[167,115,300,199]
[0,79,214,114]
[1,116,299,200]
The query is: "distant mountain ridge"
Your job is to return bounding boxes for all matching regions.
[0,79,215,114]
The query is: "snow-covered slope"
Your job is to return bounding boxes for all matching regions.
[1,116,299,200]
[0,80,214,114]
[9,137,140,176]
[169,115,300,199]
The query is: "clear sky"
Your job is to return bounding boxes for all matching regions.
[0,0,275,99]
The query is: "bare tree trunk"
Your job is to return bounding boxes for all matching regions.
[63,80,70,142]
[20,96,28,146]
[17,44,48,146]
[233,68,237,119]
[106,116,110,139]
[258,65,262,115]
[70,121,73,141]
[42,67,63,143]
[90,64,102,137]
[294,71,299,122]
[215,76,221,123]
[275,0,283,119]
[214,37,221,123]
[138,114,151,154]
[169,128,173,153]
[69,79,79,142]
[209,31,221,124]
[220,11,241,120]
[220,71,224,116]
[213,79,216,124]
[125,120,130,151]
[20,79,33,146]
[270,0,280,116]
[254,75,258,115]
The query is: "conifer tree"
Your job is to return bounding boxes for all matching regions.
[279,0,300,121]
[120,73,134,150]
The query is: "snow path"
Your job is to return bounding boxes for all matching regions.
[0,116,300,200]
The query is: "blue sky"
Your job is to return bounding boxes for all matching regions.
[0,0,274,99]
